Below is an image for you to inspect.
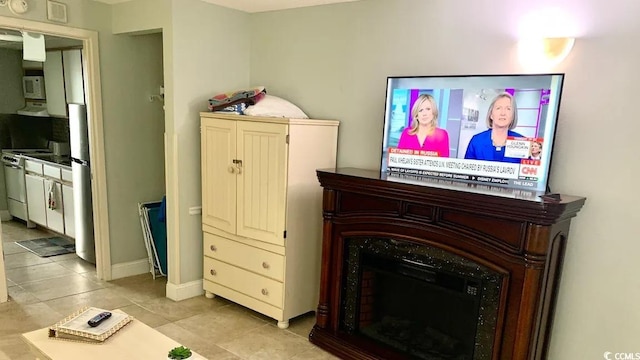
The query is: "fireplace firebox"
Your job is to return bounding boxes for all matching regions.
[342,237,502,359]
[310,168,585,360]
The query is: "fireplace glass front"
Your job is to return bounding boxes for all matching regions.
[341,237,503,360]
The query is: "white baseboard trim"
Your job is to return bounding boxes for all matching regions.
[110,259,150,280]
[166,279,204,301]
[0,211,12,222]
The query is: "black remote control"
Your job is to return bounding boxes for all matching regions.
[87,311,112,327]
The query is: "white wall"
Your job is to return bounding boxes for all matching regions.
[102,32,166,264]
[113,0,251,286]
[250,0,640,358]
[169,0,250,284]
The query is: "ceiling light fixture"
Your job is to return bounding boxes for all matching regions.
[518,37,575,70]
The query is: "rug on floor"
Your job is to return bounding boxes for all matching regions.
[15,237,75,258]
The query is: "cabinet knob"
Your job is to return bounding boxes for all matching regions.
[210,245,217,252]
[261,288,269,296]
[262,262,270,269]
[228,166,236,174]
[210,269,217,276]
[233,159,243,174]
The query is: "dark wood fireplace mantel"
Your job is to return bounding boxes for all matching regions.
[310,168,586,360]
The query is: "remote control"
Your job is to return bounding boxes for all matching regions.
[87,311,112,327]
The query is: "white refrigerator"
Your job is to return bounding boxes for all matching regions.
[69,103,95,264]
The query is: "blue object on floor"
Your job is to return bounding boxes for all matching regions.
[146,202,167,274]
[158,195,166,223]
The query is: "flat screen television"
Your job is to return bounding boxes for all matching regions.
[380,73,565,197]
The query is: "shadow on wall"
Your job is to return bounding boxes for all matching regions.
[0,114,52,149]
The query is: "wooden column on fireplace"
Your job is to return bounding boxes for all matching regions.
[310,168,586,360]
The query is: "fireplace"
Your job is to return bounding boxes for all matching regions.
[342,237,502,359]
[310,168,585,360]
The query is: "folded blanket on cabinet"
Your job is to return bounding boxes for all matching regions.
[208,86,266,112]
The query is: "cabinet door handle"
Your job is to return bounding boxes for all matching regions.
[233,159,243,174]
[210,245,217,252]
[261,288,269,296]
[227,166,236,174]
[262,262,270,269]
[210,269,217,276]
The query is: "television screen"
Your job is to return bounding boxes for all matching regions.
[380,73,565,194]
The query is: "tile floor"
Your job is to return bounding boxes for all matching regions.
[0,220,338,360]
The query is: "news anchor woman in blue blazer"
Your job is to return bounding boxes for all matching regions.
[464,92,523,163]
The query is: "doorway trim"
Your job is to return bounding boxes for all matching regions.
[0,15,111,280]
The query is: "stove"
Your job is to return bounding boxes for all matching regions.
[1,149,55,166]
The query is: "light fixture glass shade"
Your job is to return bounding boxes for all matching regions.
[518,37,575,70]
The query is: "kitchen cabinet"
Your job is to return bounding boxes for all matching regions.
[43,51,66,117]
[25,173,46,226]
[200,112,339,329]
[63,50,85,105]
[43,49,85,118]
[44,179,64,234]
[24,159,74,237]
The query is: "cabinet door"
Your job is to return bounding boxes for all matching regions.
[62,184,75,238]
[25,174,46,226]
[63,50,85,105]
[201,118,237,234]
[44,180,64,234]
[236,121,288,245]
[43,51,67,117]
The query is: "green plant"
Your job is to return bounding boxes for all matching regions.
[168,345,192,359]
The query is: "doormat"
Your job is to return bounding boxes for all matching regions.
[15,237,75,258]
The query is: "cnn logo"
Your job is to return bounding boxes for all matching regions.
[521,166,538,175]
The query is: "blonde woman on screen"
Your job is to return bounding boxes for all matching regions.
[529,141,542,160]
[397,94,450,157]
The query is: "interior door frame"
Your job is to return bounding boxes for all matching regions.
[0,15,111,280]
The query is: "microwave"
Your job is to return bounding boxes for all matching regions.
[23,76,46,100]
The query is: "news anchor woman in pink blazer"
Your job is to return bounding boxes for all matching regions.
[397,94,450,157]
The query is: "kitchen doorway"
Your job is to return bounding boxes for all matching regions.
[0,15,110,280]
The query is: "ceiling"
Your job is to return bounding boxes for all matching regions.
[90,0,361,13]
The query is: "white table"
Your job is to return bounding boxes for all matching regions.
[22,312,206,360]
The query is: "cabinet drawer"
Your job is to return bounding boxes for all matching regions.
[43,164,61,179]
[61,168,73,183]
[204,232,284,281]
[25,160,43,175]
[204,258,283,309]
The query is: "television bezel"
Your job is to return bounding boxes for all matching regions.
[379,73,566,197]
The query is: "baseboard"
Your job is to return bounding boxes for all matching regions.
[110,259,150,280]
[0,211,12,222]
[166,279,204,301]
[110,260,204,301]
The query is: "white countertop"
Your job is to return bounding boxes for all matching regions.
[22,154,72,170]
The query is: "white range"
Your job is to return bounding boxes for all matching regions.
[1,149,56,226]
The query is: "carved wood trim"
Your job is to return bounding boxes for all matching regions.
[311,168,585,360]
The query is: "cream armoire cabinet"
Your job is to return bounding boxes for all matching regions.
[200,112,339,329]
